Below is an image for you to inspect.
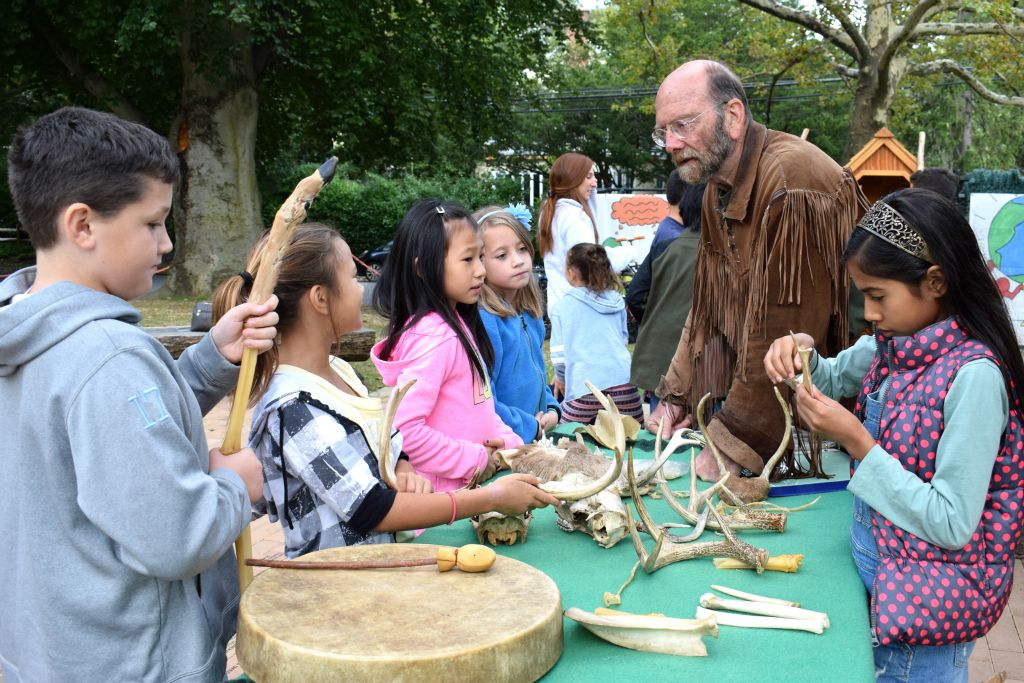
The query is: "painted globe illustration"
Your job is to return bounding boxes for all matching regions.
[990,197,1024,285]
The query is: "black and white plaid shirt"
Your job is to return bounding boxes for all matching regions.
[250,374,404,557]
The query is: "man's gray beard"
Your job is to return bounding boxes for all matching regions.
[674,113,735,184]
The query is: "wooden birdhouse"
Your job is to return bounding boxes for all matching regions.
[846,128,918,203]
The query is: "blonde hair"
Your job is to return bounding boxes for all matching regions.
[474,206,543,319]
[212,223,345,405]
[537,152,598,255]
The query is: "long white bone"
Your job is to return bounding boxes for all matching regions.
[710,585,800,607]
[694,606,825,635]
[699,593,829,628]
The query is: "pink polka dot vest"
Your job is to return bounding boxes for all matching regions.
[854,318,1024,646]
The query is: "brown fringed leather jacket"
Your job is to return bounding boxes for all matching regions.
[656,122,868,472]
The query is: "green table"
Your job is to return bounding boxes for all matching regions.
[418,426,874,682]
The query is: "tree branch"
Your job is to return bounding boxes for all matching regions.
[636,8,660,58]
[881,0,944,74]
[909,59,1024,106]
[817,0,871,59]
[28,7,147,124]
[737,0,861,61]
[915,21,1024,37]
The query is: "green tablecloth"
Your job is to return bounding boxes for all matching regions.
[418,426,874,682]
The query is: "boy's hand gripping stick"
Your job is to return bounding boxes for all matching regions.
[221,157,338,591]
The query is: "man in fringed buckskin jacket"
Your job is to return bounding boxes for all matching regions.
[647,59,869,480]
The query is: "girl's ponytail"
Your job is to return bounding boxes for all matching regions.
[566,242,620,295]
[212,223,344,405]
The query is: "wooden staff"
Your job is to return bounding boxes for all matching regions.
[222,157,339,591]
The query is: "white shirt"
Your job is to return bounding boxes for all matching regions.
[542,198,634,309]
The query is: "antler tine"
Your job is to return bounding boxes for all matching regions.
[633,431,703,488]
[694,393,729,479]
[625,441,661,537]
[624,504,652,566]
[378,380,416,491]
[758,386,794,482]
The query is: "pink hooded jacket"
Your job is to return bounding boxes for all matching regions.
[371,312,523,492]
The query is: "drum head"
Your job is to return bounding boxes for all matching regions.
[237,544,563,682]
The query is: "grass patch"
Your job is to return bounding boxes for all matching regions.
[133,295,197,327]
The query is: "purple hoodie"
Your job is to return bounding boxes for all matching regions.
[371,312,523,492]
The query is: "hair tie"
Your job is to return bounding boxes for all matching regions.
[239,270,254,290]
[436,205,446,215]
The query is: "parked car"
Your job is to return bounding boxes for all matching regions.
[356,240,392,280]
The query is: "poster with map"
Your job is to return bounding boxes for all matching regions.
[969,193,1024,345]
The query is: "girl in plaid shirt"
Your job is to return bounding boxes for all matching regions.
[215,223,555,558]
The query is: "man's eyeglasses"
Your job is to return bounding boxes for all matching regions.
[651,106,716,148]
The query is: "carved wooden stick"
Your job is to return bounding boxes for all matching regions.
[221,157,338,591]
[246,544,496,573]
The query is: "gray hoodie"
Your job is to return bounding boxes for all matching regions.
[548,287,631,403]
[0,267,249,682]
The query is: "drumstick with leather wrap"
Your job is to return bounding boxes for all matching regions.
[221,157,339,591]
[246,544,497,573]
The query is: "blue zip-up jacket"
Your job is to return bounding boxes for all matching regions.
[549,287,632,404]
[480,307,560,442]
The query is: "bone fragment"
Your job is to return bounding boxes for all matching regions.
[699,593,829,628]
[695,606,824,635]
[710,585,800,607]
[565,607,718,656]
[603,560,642,606]
[789,331,814,392]
[713,554,804,573]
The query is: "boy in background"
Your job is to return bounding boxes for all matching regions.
[0,107,277,682]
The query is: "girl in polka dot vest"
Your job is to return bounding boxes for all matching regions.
[765,188,1024,683]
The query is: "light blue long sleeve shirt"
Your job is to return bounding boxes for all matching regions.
[810,335,1008,549]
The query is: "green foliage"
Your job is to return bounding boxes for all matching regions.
[261,164,523,255]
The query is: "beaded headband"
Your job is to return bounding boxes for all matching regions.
[856,201,934,263]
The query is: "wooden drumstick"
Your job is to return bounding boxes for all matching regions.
[245,544,497,573]
[222,157,339,592]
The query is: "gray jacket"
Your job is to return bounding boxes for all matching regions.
[0,268,249,682]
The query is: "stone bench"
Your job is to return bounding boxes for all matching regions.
[146,326,376,361]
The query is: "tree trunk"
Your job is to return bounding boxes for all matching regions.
[166,20,262,296]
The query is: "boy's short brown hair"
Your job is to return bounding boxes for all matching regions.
[7,106,179,249]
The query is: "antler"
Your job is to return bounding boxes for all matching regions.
[623,437,769,574]
[695,388,793,504]
[540,382,623,501]
[377,380,417,490]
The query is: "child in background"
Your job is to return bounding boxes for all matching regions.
[475,204,560,443]
[765,188,1024,682]
[0,107,278,681]
[213,224,554,558]
[550,243,643,424]
[372,200,524,492]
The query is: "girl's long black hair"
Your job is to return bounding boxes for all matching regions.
[373,199,493,380]
[843,187,1024,408]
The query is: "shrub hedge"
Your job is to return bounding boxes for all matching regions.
[261,164,524,256]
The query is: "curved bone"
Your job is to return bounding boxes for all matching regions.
[565,607,718,656]
[377,380,416,491]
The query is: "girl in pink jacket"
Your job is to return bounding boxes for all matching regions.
[371,200,523,492]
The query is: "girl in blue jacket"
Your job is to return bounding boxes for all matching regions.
[550,243,644,425]
[476,205,560,443]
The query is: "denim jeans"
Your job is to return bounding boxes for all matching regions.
[874,640,975,682]
[648,393,660,413]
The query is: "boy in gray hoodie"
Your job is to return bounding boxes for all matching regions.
[0,107,278,682]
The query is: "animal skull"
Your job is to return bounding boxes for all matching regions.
[470,510,532,546]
